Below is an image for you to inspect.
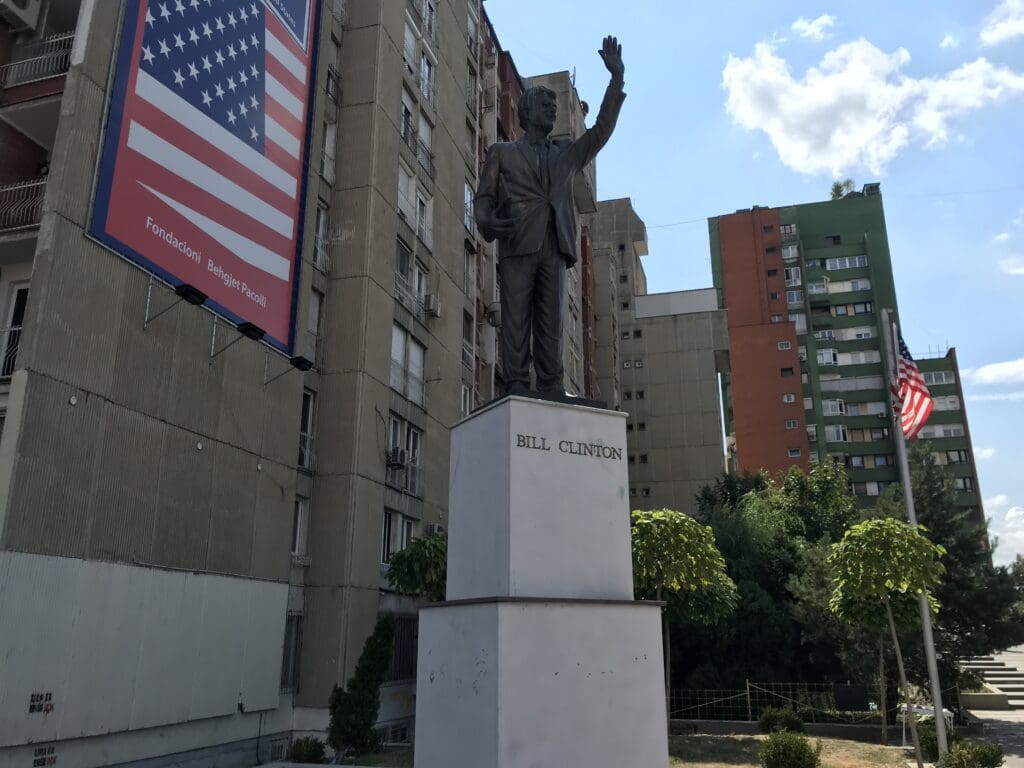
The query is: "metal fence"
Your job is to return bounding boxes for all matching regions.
[0,326,22,378]
[0,179,46,231]
[668,682,877,724]
[0,32,75,88]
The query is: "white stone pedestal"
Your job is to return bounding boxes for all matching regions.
[414,397,668,768]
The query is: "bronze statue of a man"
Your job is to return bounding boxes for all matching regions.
[475,36,625,398]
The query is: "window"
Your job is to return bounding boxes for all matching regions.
[808,280,828,295]
[386,415,424,496]
[822,399,845,416]
[839,350,881,366]
[623,391,632,400]
[292,498,307,556]
[635,360,644,368]
[853,302,873,315]
[636,390,645,400]
[464,247,476,296]
[817,348,839,366]
[953,477,974,492]
[640,488,651,497]
[767,268,778,277]
[462,311,474,369]
[946,449,968,464]
[633,329,642,339]
[785,419,799,430]
[298,389,316,470]
[319,122,337,184]
[922,370,956,386]
[621,301,630,310]
[419,53,434,104]
[814,329,835,341]
[781,367,794,378]
[787,290,804,305]
[807,424,817,442]
[390,324,426,405]
[826,255,868,270]
[804,397,814,410]
[626,423,634,432]
[873,454,895,467]
[280,614,303,693]
[770,292,781,300]
[825,235,841,245]
[849,455,865,468]
[780,224,796,236]
[870,426,890,440]
[619,273,628,284]
[848,279,870,292]
[416,192,433,248]
[306,289,323,364]
[834,304,849,316]
[464,181,474,232]
[790,312,807,333]
[918,423,965,439]
[403,23,417,72]
[629,488,637,497]
[784,266,801,286]
[824,424,849,443]
[640,454,649,464]
[397,165,415,220]
[765,246,778,255]
[466,66,478,114]
[386,615,419,683]
[628,455,635,464]
[466,8,478,48]
[621,331,631,341]
[381,510,394,563]
[460,383,473,417]
[782,244,799,261]
[770,314,783,323]
[762,224,775,232]
[326,65,340,104]
[623,360,632,369]
[797,346,807,361]
[777,340,792,351]
[638,422,647,431]
[787,448,802,457]
[314,203,331,271]
[395,242,427,316]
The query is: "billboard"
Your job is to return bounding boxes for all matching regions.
[90,0,321,351]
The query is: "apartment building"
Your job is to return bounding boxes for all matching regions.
[709,185,983,523]
[0,0,600,764]
[585,198,729,514]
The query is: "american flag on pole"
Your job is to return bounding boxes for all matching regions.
[90,0,320,350]
[891,329,934,440]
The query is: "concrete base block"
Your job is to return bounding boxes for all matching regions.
[414,597,668,768]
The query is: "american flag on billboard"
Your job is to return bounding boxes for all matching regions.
[891,330,934,440]
[90,0,320,350]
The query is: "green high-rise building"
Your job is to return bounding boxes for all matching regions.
[709,184,983,524]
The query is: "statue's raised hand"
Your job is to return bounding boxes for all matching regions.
[598,35,624,80]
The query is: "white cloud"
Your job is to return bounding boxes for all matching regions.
[1000,257,1024,275]
[967,357,1024,384]
[990,505,1024,566]
[792,15,836,41]
[968,391,1024,401]
[980,0,1024,47]
[940,34,960,49]
[986,493,1010,508]
[721,41,1024,176]
[975,447,997,460]
[993,232,1011,243]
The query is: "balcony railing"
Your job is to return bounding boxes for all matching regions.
[400,115,417,151]
[0,325,23,379]
[298,433,316,472]
[418,77,435,107]
[416,216,432,249]
[0,179,45,232]
[462,340,474,369]
[0,32,75,88]
[394,271,425,319]
[416,139,434,177]
[386,458,423,497]
[313,234,332,274]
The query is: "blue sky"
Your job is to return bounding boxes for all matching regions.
[484,0,1024,565]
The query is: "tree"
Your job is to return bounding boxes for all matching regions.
[385,532,448,602]
[876,442,1024,698]
[830,178,855,199]
[328,613,396,757]
[631,508,737,696]
[828,517,946,768]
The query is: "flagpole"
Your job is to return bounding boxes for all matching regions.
[880,308,949,758]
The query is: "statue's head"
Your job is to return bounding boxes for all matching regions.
[518,86,557,134]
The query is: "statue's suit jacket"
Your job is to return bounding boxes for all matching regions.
[475,80,626,268]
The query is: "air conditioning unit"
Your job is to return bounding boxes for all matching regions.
[425,523,446,537]
[0,0,42,31]
[386,447,407,468]
[424,293,441,317]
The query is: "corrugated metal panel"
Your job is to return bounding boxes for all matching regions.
[0,550,288,747]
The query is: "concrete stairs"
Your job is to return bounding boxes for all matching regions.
[962,646,1024,709]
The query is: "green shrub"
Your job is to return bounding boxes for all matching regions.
[758,706,805,733]
[327,614,396,756]
[286,736,326,764]
[918,717,961,762]
[940,740,1005,768]
[759,730,821,768]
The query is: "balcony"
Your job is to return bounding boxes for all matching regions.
[312,233,332,274]
[416,139,434,177]
[386,459,423,497]
[0,178,45,232]
[0,326,23,379]
[400,115,417,152]
[462,339,474,369]
[394,271,425,319]
[0,32,74,91]
[298,433,316,472]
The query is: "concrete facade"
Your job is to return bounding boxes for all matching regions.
[0,0,605,763]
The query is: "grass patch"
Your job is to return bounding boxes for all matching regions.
[667,734,905,767]
[343,735,905,767]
